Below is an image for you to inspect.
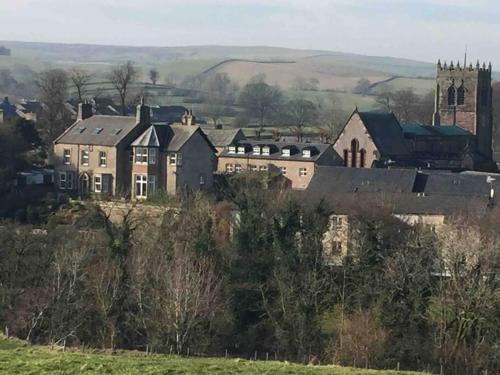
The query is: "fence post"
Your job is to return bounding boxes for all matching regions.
[353,359,356,368]
[274,352,277,361]
[397,362,400,372]
[4,326,9,338]
[187,347,190,357]
[254,351,257,360]
[266,352,269,361]
[225,349,228,358]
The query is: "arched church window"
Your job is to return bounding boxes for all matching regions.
[447,85,456,106]
[359,149,366,168]
[343,149,349,167]
[350,139,359,168]
[457,85,465,105]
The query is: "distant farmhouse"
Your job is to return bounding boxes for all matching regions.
[0,46,11,56]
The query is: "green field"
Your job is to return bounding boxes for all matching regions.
[0,335,428,375]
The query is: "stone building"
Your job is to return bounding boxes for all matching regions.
[53,101,150,196]
[130,122,217,198]
[218,140,343,189]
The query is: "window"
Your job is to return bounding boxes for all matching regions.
[149,148,157,165]
[59,173,66,189]
[235,164,242,173]
[63,149,71,165]
[199,174,206,185]
[237,146,245,155]
[302,149,311,158]
[225,164,234,173]
[135,147,148,164]
[74,126,86,134]
[457,85,465,105]
[360,149,366,168]
[332,240,342,254]
[331,216,343,230]
[177,152,183,166]
[135,175,147,198]
[343,149,349,167]
[280,166,287,175]
[101,174,110,193]
[111,128,122,135]
[250,165,258,171]
[228,146,236,154]
[262,146,270,156]
[67,173,73,190]
[147,175,156,195]
[94,175,102,193]
[447,85,456,106]
[253,146,261,155]
[99,151,107,167]
[282,148,290,157]
[129,150,134,163]
[92,127,103,135]
[169,153,177,165]
[299,168,307,177]
[81,150,89,166]
[350,139,359,168]
[259,165,268,172]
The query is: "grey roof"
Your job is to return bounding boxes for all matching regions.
[308,166,418,193]
[132,125,217,153]
[402,123,472,137]
[202,128,245,147]
[422,172,493,196]
[151,105,187,124]
[357,112,410,156]
[220,140,338,162]
[54,115,138,146]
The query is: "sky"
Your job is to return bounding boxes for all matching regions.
[1,0,500,65]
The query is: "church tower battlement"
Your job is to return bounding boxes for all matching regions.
[433,59,493,158]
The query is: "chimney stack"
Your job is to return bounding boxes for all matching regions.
[77,101,93,121]
[181,109,196,126]
[136,96,151,124]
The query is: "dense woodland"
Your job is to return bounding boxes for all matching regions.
[1,174,500,374]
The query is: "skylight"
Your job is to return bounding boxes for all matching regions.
[92,127,103,135]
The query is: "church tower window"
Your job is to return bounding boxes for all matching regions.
[457,84,465,106]
[447,85,456,106]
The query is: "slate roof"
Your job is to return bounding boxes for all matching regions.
[356,112,410,156]
[219,140,341,163]
[202,128,245,147]
[54,115,138,146]
[422,171,494,196]
[402,124,472,137]
[0,97,17,118]
[307,166,419,194]
[151,105,187,124]
[132,125,217,153]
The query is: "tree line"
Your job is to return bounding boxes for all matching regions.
[0,172,499,374]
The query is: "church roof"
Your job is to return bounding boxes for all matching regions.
[357,112,410,156]
[402,124,472,137]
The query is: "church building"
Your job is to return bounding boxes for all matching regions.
[333,60,495,172]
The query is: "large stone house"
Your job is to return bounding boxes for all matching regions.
[130,123,217,198]
[218,140,343,189]
[53,102,150,196]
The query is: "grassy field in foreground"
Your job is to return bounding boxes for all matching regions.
[0,335,428,375]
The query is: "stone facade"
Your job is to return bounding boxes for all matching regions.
[433,60,493,158]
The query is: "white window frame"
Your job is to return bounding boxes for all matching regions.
[99,151,107,167]
[237,146,245,155]
[149,148,157,165]
[59,172,67,189]
[259,165,268,172]
[63,149,71,165]
[199,174,205,185]
[135,174,147,198]
[302,149,311,158]
[228,146,236,154]
[225,163,234,173]
[253,146,261,155]
[282,148,291,157]
[94,175,102,193]
[81,150,89,166]
[235,164,242,173]
[177,152,183,166]
[262,146,270,156]
[135,147,148,164]
[299,167,307,177]
[280,166,287,175]
[147,175,156,195]
[169,153,177,165]
[250,165,258,172]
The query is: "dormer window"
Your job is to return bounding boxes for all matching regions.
[228,146,236,154]
[237,146,246,155]
[302,149,311,158]
[253,146,261,155]
[262,146,270,156]
[282,148,290,157]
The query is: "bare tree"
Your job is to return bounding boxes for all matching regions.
[284,97,317,142]
[317,93,349,142]
[108,61,138,116]
[70,68,92,102]
[35,69,70,147]
[149,68,159,86]
[376,88,421,123]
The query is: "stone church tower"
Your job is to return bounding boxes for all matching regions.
[433,60,493,158]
